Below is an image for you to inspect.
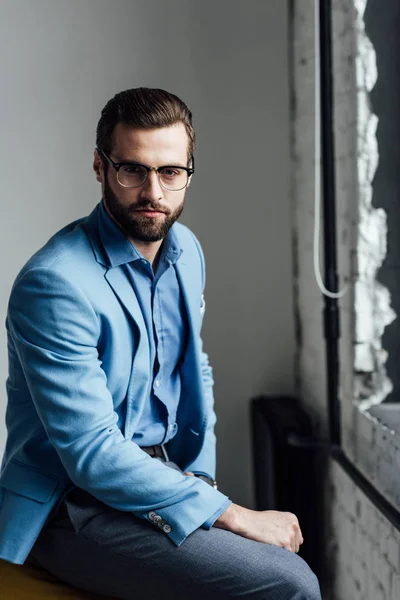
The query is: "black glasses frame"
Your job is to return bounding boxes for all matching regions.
[96,147,195,190]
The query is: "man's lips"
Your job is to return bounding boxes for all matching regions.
[133,209,166,218]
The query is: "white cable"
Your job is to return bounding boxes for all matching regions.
[313,0,348,299]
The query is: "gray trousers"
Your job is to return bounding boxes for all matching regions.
[29,461,322,600]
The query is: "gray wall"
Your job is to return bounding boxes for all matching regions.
[0,0,294,508]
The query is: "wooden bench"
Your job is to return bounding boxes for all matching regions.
[0,559,113,599]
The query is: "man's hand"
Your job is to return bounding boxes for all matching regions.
[214,504,304,553]
[184,472,195,476]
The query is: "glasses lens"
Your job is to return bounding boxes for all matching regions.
[159,167,188,191]
[118,165,148,187]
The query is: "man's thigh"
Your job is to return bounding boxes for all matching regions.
[30,490,321,600]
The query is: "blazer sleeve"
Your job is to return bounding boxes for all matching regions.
[7,266,229,546]
[182,235,219,479]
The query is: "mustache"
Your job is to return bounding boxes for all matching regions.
[128,201,168,214]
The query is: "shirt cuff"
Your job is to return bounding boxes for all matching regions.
[201,498,232,530]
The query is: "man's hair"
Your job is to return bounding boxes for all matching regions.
[96,87,195,161]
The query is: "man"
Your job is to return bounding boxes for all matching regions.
[0,88,321,599]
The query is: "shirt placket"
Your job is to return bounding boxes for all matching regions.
[153,274,177,442]
[152,280,163,392]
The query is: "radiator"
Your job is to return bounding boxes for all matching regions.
[250,395,324,578]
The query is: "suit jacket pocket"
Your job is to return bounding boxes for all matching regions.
[0,460,60,504]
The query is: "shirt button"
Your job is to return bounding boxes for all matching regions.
[142,259,147,265]
[155,379,161,388]
[169,423,175,432]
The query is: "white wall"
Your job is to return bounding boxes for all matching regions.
[0,0,294,508]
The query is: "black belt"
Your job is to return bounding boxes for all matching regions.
[141,444,169,460]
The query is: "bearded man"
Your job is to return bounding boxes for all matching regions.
[0,87,321,600]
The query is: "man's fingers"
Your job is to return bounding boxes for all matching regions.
[281,536,295,553]
[184,471,195,476]
[282,522,303,553]
[298,528,304,546]
[291,538,298,553]
[292,520,304,551]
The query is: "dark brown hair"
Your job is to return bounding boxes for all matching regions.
[96,87,195,161]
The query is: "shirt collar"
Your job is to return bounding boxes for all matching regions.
[98,200,182,268]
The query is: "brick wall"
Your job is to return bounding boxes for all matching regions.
[325,461,400,598]
[291,1,400,597]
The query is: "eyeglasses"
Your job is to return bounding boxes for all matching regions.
[96,148,195,191]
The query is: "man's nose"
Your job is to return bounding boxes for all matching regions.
[140,170,164,201]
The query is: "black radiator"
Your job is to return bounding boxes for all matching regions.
[250,395,324,578]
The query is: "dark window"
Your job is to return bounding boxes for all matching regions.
[365,0,400,403]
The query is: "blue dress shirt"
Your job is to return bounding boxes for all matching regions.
[98,202,185,447]
[98,202,231,527]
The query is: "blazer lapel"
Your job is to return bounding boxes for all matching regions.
[105,266,147,333]
[167,259,206,465]
[175,259,202,336]
[175,259,204,410]
[105,266,151,438]
[85,204,146,330]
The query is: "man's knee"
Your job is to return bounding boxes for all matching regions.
[294,571,321,600]
[252,552,321,600]
[280,556,321,600]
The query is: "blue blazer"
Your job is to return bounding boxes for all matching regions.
[0,204,228,564]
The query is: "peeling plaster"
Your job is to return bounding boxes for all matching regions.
[353,0,396,411]
[291,2,400,597]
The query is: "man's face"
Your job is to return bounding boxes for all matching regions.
[93,122,190,243]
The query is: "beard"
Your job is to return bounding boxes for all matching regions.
[103,177,185,243]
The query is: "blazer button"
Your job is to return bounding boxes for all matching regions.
[163,524,172,533]
[148,511,158,522]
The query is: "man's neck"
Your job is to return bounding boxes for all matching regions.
[130,239,163,271]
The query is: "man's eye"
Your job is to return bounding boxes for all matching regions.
[160,168,179,177]
[123,165,145,175]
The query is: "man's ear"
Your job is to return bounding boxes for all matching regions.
[93,150,104,183]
